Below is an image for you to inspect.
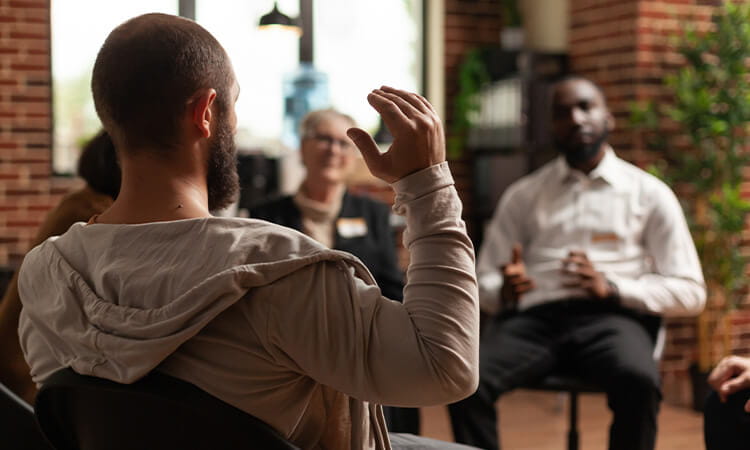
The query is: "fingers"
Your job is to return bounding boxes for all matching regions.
[562,266,597,280]
[708,360,731,389]
[373,89,423,120]
[380,85,433,115]
[511,243,523,264]
[502,263,524,277]
[708,356,750,402]
[720,373,750,399]
[511,278,535,294]
[347,127,391,182]
[562,251,595,280]
[501,243,524,276]
[567,250,589,259]
[709,356,745,385]
[561,278,583,288]
[361,85,444,182]
[347,127,380,161]
[563,252,589,266]
[367,91,410,132]
[504,270,534,291]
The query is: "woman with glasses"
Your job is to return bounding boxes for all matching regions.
[250,108,419,435]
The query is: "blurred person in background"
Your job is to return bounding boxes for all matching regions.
[251,108,419,435]
[449,76,706,450]
[0,130,119,403]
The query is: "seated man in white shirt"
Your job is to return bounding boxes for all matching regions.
[18,13,479,450]
[448,75,706,450]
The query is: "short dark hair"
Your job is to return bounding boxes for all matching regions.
[552,74,607,105]
[92,13,232,152]
[77,129,121,199]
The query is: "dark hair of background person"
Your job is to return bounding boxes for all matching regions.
[76,130,121,199]
[551,73,607,105]
[91,13,233,153]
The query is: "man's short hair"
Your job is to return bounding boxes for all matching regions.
[92,13,232,152]
[552,74,607,105]
[299,109,357,140]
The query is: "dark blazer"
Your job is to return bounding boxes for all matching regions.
[250,192,404,301]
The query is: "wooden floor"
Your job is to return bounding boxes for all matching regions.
[419,389,704,450]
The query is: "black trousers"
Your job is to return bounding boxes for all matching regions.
[704,389,750,450]
[383,406,421,434]
[390,433,478,449]
[448,300,662,450]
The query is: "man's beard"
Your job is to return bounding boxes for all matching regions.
[206,117,240,212]
[556,128,609,167]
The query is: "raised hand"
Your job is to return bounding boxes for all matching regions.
[708,355,750,411]
[346,86,446,183]
[499,244,535,311]
[561,250,616,300]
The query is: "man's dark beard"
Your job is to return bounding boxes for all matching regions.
[557,128,609,167]
[206,117,239,212]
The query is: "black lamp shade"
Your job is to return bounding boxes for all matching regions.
[258,2,302,35]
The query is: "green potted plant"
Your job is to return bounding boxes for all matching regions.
[630,1,750,409]
[447,48,490,159]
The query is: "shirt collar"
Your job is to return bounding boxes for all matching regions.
[555,146,622,188]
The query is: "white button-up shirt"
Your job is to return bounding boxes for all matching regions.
[477,147,706,317]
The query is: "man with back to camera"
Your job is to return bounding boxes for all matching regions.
[448,75,706,450]
[17,13,480,450]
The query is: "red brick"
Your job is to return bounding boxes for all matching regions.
[8,1,48,8]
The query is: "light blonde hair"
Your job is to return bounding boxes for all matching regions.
[299,108,357,140]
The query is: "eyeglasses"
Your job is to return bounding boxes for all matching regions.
[307,133,355,152]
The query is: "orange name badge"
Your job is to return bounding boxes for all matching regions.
[337,217,368,238]
[591,231,620,243]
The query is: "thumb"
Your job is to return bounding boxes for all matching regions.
[347,128,381,163]
[347,128,394,183]
[511,243,523,264]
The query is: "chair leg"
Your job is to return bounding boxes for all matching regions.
[568,390,579,450]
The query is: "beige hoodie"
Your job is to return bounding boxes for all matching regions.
[18,163,478,450]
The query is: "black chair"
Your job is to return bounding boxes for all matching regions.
[35,368,299,450]
[525,374,602,450]
[0,379,53,450]
[525,321,666,450]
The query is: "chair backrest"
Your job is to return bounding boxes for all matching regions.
[652,322,666,362]
[35,368,299,450]
[0,380,53,450]
[638,313,665,362]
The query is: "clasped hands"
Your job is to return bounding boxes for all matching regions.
[499,244,616,311]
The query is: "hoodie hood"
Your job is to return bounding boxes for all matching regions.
[18,217,372,384]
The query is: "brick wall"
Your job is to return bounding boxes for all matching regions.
[0,0,76,269]
[0,0,502,268]
[569,0,740,406]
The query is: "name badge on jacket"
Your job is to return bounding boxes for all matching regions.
[591,231,619,244]
[337,217,368,238]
